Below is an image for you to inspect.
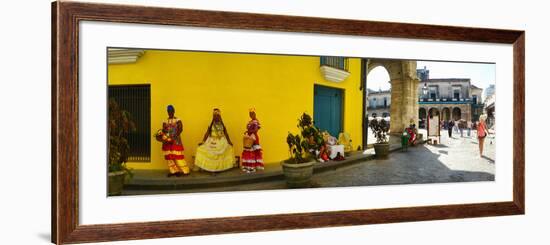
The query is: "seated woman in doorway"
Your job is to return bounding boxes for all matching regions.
[195,108,235,172]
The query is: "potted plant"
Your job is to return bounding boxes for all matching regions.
[369,118,390,159]
[108,98,135,195]
[282,113,324,188]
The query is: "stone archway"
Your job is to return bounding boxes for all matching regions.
[441,107,451,121]
[452,107,462,121]
[367,59,419,135]
[419,108,427,119]
[418,107,427,129]
[428,107,440,118]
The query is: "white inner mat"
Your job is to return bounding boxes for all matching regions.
[79,21,513,225]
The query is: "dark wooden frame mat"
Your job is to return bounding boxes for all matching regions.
[52,1,525,244]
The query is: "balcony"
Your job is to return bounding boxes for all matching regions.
[320,56,350,83]
[367,105,390,110]
[418,97,473,104]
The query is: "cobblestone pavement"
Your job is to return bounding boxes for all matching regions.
[124,130,495,195]
[313,130,495,187]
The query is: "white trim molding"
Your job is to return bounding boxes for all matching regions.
[319,65,351,83]
[108,48,145,64]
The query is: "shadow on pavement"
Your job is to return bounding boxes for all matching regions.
[312,144,495,188]
[482,155,495,163]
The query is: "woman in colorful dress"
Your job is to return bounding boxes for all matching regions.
[406,120,417,145]
[241,108,264,173]
[195,108,235,172]
[159,105,190,177]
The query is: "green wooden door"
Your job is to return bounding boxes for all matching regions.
[314,85,343,137]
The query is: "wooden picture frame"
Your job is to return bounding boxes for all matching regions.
[52,1,525,244]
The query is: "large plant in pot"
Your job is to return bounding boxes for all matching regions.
[282,113,324,188]
[369,118,390,159]
[108,98,135,196]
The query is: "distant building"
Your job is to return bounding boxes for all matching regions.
[417,66,430,81]
[366,66,488,129]
[484,93,495,127]
[366,88,391,118]
[418,72,483,126]
[470,85,484,122]
[416,67,485,127]
[485,84,496,99]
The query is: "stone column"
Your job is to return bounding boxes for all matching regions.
[464,104,471,121]
[390,78,420,135]
[401,78,418,130]
[412,78,420,126]
[389,79,403,135]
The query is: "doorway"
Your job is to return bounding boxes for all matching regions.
[313,85,343,137]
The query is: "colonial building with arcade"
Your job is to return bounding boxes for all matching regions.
[416,67,484,128]
[366,66,486,129]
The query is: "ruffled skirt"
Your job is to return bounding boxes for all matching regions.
[195,136,235,172]
[241,144,264,169]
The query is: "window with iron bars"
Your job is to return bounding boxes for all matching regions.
[108,84,151,162]
[320,56,349,71]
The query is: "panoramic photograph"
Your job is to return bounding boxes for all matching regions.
[106,48,496,196]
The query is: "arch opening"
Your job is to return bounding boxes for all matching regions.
[418,108,427,128]
[452,107,462,121]
[442,107,451,121]
[428,107,440,118]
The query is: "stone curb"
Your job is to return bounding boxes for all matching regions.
[124,140,426,191]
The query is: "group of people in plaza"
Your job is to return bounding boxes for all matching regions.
[155,106,264,177]
[441,116,492,157]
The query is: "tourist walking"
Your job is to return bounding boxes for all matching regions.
[467,120,472,137]
[453,120,459,134]
[459,120,464,137]
[477,115,489,157]
[447,120,454,138]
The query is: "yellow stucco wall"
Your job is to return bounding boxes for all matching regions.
[108,50,363,170]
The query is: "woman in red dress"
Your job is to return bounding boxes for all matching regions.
[241,108,264,173]
[406,120,417,145]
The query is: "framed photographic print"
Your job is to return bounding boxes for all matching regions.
[52,1,525,244]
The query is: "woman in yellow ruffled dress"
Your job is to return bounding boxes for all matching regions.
[195,108,235,172]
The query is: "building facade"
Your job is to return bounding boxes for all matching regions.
[366,89,391,118]
[417,67,485,127]
[484,93,496,127]
[366,66,486,129]
[471,85,484,122]
[417,78,473,125]
[108,50,366,170]
[485,84,496,99]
